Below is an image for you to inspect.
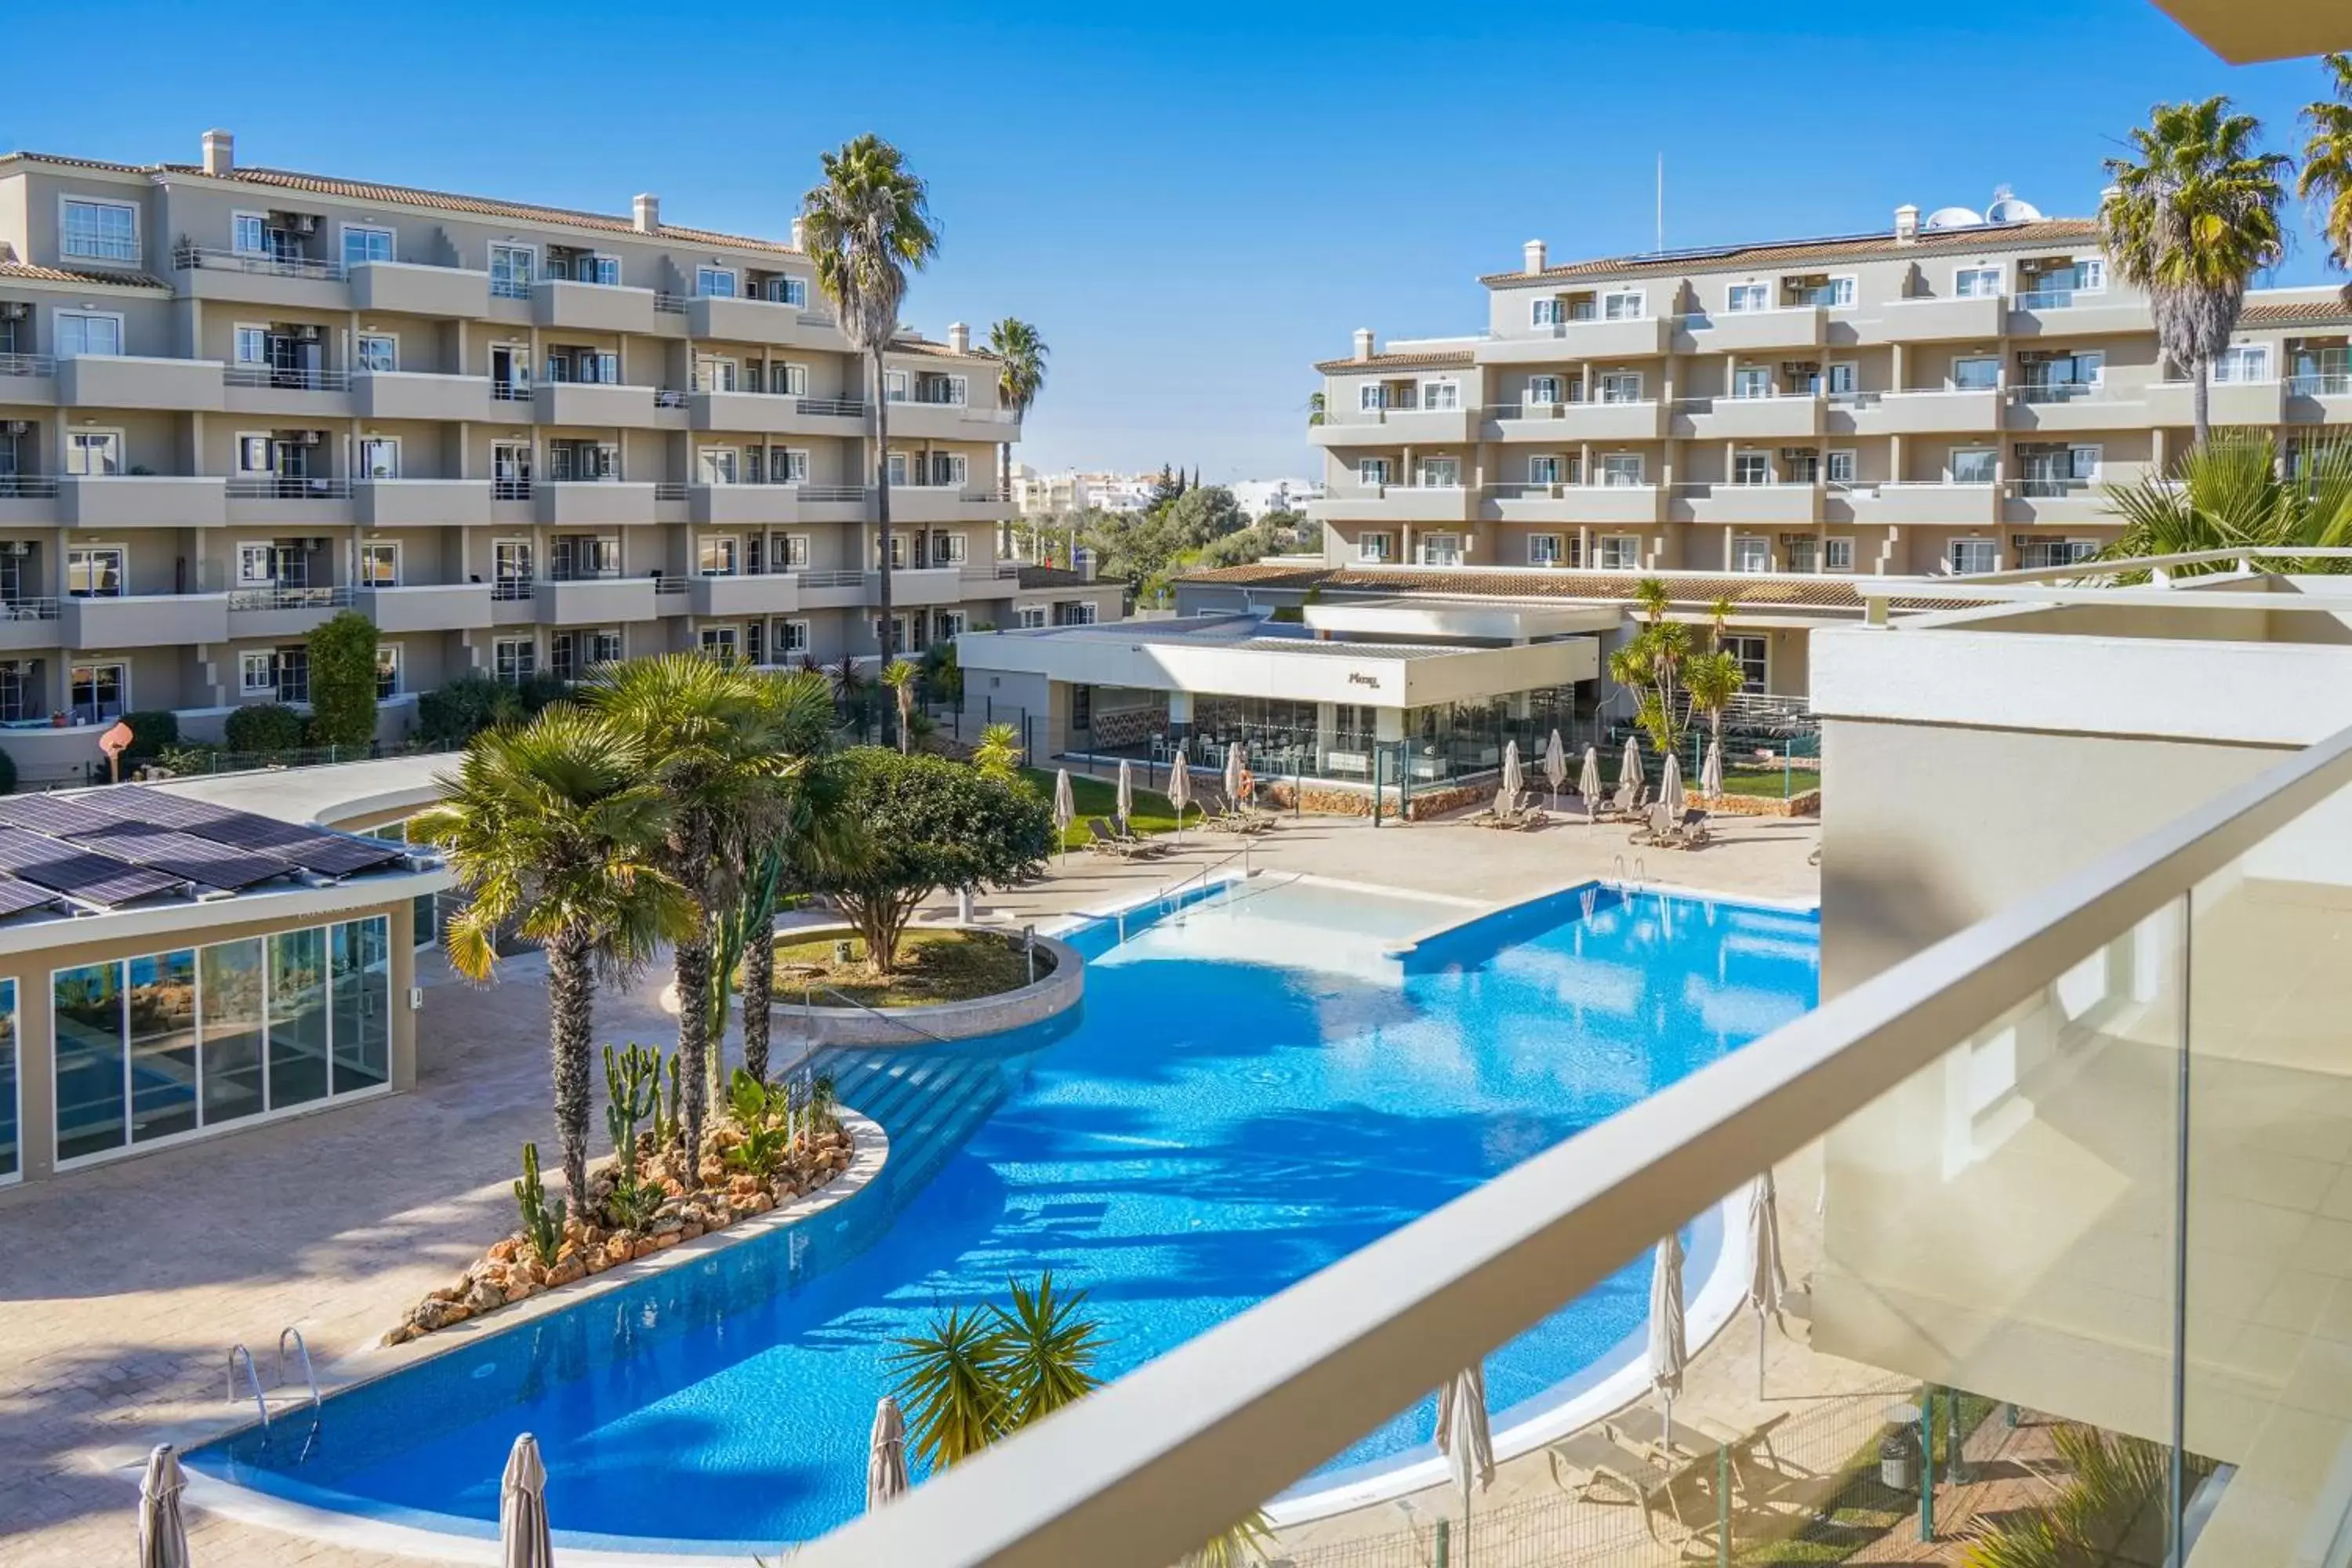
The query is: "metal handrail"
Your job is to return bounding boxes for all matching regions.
[0,476,59,498]
[227,1344,270,1432]
[799,568,866,588]
[652,575,690,594]
[0,597,60,621]
[491,380,532,401]
[800,485,867,503]
[654,292,688,314]
[2290,372,2352,397]
[176,244,343,281]
[223,365,351,392]
[653,481,688,500]
[0,354,56,377]
[490,277,532,300]
[800,979,960,1047]
[789,713,2352,1568]
[226,476,353,499]
[1155,845,1253,909]
[275,1327,321,1413]
[800,397,868,419]
[490,579,535,601]
[227,584,353,612]
[654,388,690,408]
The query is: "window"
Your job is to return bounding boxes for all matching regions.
[1597,371,1642,403]
[1421,381,1461,411]
[236,543,276,586]
[696,266,738,297]
[488,245,535,299]
[356,335,396,373]
[341,226,394,268]
[1827,362,1857,397]
[2075,257,2107,292]
[1417,533,1461,565]
[779,619,811,655]
[1786,535,1819,573]
[1358,383,1387,412]
[1723,634,1769,689]
[883,534,909,569]
[782,534,811,568]
[358,437,398,480]
[695,357,739,394]
[69,661,126,724]
[2020,350,2103,394]
[1596,535,1640,569]
[359,543,399,585]
[1531,297,1564,327]
[1952,356,2001,391]
[56,311,123,358]
[698,448,740,485]
[2019,538,2097,569]
[66,431,122,475]
[1732,366,1771,400]
[768,275,809,307]
[2213,344,2271,384]
[1358,532,1393,563]
[1527,455,1561,485]
[1950,447,1998,485]
[700,625,742,661]
[62,199,138,263]
[777,448,811,485]
[1358,458,1391,488]
[1418,458,1461,488]
[493,636,535,682]
[1825,449,1857,484]
[1064,602,1098,626]
[1949,539,1998,574]
[775,362,810,397]
[575,254,620,285]
[1601,289,1644,320]
[234,325,268,366]
[1600,453,1645,486]
[240,650,278,695]
[590,631,624,667]
[1954,266,2003,299]
[1824,276,1855,307]
[936,533,970,564]
[1731,535,1769,572]
[935,611,967,641]
[67,546,123,597]
[1824,537,1855,571]
[1527,375,1563,406]
[938,375,970,406]
[233,434,270,474]
[884,369,909,402]
[1528,533,1565,565]
[1732,450,1772,485]
[1015,604,1048,629]
[886,452,910,486]
[1726,282,1770,313]
[233,213,267,255]
[931,452,969,488]
[698,536,740,576]
[873,614,910,651]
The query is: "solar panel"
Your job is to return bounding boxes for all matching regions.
[0,876,63,918]
[0,826,186,906]
[66,823,296,891]
[0,793,136,839]
[93,788,407,877]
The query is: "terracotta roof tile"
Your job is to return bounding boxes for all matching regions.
[2238,297,2352,329]
[1478,218,2100,289]
[890,336,1001,362]
[0,260,169,291]
[1312,348,1478,375]
[1177,562,1966,614]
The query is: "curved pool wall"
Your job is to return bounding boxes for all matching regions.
[186,875,1820,1554]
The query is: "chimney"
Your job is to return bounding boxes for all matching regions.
[1523,238,1548,275]
[1893,204,1919,245]
[632,193,659,234]
[1352,327,1374,361]
[948,321,969,355]
[201,129,234,176]
[789,216,806,250]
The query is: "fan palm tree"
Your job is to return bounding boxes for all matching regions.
[1684,648,1746,756]
[581,656,811,1175]
[986,318,1048,520]
[801,135,940,660]
[2102,430,2352,572]
[880,657,920,754]
[2300,54,2352,305]
[412,705,690,1203]
[2100,96,2292,448]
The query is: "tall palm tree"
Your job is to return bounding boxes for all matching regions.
[412,705,689,1203]
[1683,649,1746,758]
[880,657,920,754]
[2103,430,2352,572]
[2299,54,2352,305]
[2100,96,2292,449]
[985,318,1048,537]
[802,135,941,661]
[582,656,809,1176]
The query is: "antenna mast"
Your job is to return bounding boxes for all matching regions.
[1656,153,1664,254]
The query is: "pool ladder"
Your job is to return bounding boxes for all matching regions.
[1611,855,1648,893]
[227,1327,323,1439]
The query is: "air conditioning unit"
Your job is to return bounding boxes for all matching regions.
[1,542,31,557]
[0,303,27,321]
[294,214,319,234]
[300,430,321,445]
[2,420,25,435]
[297,325,321,342]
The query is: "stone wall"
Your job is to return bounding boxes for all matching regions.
[1705,789,1822,818]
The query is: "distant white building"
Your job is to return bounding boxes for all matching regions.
[1229,477,1324,520]
[1013,467,1160,517]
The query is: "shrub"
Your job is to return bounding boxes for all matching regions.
[306,611,381,748]
[418,671,565,746]
[118,710,179,763]
[223,702,305,756]
[154,742,222,776]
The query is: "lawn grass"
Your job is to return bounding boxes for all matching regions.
[1718,767,1821,800]
[1020,766,1192,850]
[772,928,1044,1009]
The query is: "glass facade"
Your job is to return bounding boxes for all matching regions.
[0,981,16,1181]
[1102,684,1593,788]
[49,915,392,1167]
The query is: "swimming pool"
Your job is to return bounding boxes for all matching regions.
[188,876,1819,1554]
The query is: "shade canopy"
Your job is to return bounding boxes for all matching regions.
[1435,1363,1496,1500]
[1649,1232,1688,1407]
[499,1432,555,1568]
[1500,739,1524,802]
[1115,759,1135,826]
[1659,752,1685,816]
[1166,739,1192,824]
[868,1395,911,1510]
[1701,739,1725,801]
[1544,729,1567,792]
[138,1444,189,1568]
[1051,768,1076,833]
[1620,736,1645,790]
[1580,745,1602,805]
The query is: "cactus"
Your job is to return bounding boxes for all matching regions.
[603,1042,663,1187]
[654,1049,687,1154]
[808,1070,839,1137]
[725,1068,787,1178]
[514,1142,566,1269]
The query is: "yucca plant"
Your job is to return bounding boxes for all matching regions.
[992,1274,1106,1427]
[2103,430,2352,574]
[1962,1424,2178,1567]
[889,1305,1011,1471]
[972,722,1023,782]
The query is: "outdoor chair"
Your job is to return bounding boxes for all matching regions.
[1609,1406,1791,1502]
[1628,800,1678,846]
[1597,781,1646,822]
[1544,1427,1702,1539]
[1109,818,1168,856]
[1085,818,1152,858]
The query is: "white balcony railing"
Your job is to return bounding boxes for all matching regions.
[223,365,351,393]
[225,584,354,612]
[172,242,343,281]
[2291,372,2352,397]
[0,477,59,498]
[0,354,55,377]
[225,476,352,499]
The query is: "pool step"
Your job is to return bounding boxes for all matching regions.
[818,1049,1011,1200]
[885,1065,1007,1196]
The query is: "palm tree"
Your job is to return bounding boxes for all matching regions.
[801,135,940,660]
[880,657,920,754]
[412,706,689,1203]
[2102,430,2352,571]
[1305,390,1326,428]
[1684,649,1746,762]
[972,721,1023,782]
[2100,96,2292,448]
[582,656,811,1175]
[2299,54,2352,305]
[986,318,1048,524]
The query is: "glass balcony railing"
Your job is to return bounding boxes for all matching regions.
[785,644,2352,1568]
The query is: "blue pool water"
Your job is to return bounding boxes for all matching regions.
[190,877,1819,1552]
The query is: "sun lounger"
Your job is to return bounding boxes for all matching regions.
[1085,818,1155,858]
[1605,1404,1791,1497]
[1108,818,1168,856]
[1544,1427,1705,1537]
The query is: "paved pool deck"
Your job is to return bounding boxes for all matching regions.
[0,805,1819,1566]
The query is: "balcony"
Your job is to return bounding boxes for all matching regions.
[222,364,354,419]
[688,573,802,617]
[169,244,346,310]
[532,278,659,336]
[0,476,60,525]
[536,575,659,625]
[2003,470,2145,526]
[348,260,491,318]
[534,380,665,429]
[884,397,1025,443]
[1849,387,2002,435]
[0,352,57,402]
[354,582,494,633]
[1308,484,1478,524]
[1489,398,1666,442]
[352,479,492,528]
[1680,481,1824,527]
[877,564,967,608]
[1477,314,1672,362]
[1310,403,1478,447]
[2005,385,2146,434]
[58,474,227,528]
[1682,304,1826,353]
[352,370,493,423]
[225,583,354,639]
[1859,293,2009,343]
[225,475,355,525]
[63,591,229,648]
[689,483,810,526]
[685,293,844,348]
[2144,378,2285,428]
[796,568,871,609]
[889,485,1016,524]
[1688,391,1824,441]
[56,354,227,412]
[2288,372,2352,426]
[1846,481,2002,528]
[688,389,867,436]
[1485,482,1664,526]
[532,481,658,527]
[0,597,60,652]
[2008,289,2149,338]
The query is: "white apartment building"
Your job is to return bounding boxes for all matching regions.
[0,131,1119,784]
[1229,477,1323,519]
[1307,194,2352,581]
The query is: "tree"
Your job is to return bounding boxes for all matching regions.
[1147,465,1182,510]
[1606,578,1692,756]
[811,748,1054,975]
[2100,96,2292,448]
[880,657,920,754]
[2299,53,2352,305]
[986,318,1048,510]
[306,611,380,749]
[1305,391,1326,428]
[888,1273,1105,1472]
[1683,650,1746,760]
[583,656,815,1174]
[410,706,688,1203]
[1162,484,1247,547]
[802,135,940,659]
[2102,430,2352,570]
[972,722,1023,782]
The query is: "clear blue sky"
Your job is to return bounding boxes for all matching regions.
[1,2,2339,480]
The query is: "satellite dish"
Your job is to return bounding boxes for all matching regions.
[1986,189,2044,223]
[1922,206,1984,230]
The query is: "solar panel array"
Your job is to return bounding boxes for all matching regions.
[0,783,412,916]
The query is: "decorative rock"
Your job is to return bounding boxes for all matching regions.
[464,1279,504,1313]
[630,1236,660,1261]
[488,1237,521,1264]
[604,1236,636,1268]
[416,1298,474,1331]
[681,1222,704,1242]
[547,1257,587,1288]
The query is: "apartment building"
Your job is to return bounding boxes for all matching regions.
[1308,194,2352,582]
[0,131,1117,782]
